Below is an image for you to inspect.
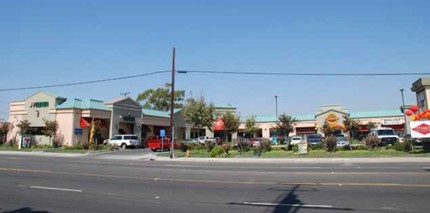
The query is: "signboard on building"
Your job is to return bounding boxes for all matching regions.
[29,101,49,108]
[160,129,165,137]
[75,128,83,135]
[382,118,403,125]
[410,121,430,138]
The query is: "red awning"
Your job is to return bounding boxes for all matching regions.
[80,117,91,128]
[213,119,225,131]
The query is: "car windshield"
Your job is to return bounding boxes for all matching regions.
[377,130,396,136]
[336,136,347,141]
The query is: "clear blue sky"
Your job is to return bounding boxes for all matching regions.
[1,0,429,119]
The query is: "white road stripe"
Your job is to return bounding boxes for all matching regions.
[243,202,333,208]
[30,185,83,193]
[281,167,321,169]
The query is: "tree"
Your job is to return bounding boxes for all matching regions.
[320,122,337,137]
[0,122,13,144]
[41,119,59,147]
[276,114,297,147]
[136,83,185,111]
[16,120,31,135]
[343,115,361,139]
[182,96,215,135]
[245,116,257,138]
[221,111,240,143]
[366,122,377,130]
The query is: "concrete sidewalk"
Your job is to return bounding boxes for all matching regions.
[1,150,430,163]
[153,156,430,163]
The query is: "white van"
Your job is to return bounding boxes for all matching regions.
[369,127,399,146]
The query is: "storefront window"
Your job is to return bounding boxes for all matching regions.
[417,90,426,111]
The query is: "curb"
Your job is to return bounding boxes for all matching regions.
[151,156,430,163]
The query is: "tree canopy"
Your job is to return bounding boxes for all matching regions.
[136,83,185,111]
[182,96,215,132]
[245,116,257,138]
[16,120,31,135]
[343,115,361,139]
[276,114,297,137]
[221,111,241,142]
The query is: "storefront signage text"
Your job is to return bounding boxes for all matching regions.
[30,101,49,108]
[122,115,135,122]
[411,121,430,138]
[382,118,402,125]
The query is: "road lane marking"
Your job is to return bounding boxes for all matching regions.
[242,202,333,208]
[2,167,430,188]
[281,167,321,169]
[30,185,83,192]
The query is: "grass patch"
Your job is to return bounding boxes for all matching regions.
[158,148,430,158]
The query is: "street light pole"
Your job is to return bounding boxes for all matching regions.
[400,89,409,135]
[170,48,175,159]
[274,95,278,121]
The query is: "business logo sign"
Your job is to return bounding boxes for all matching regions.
[325,113,338,127]
[29,101,49,108]
[411,121,430,138]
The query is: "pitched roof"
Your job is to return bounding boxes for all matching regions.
[243,114,315,122]
[142,108,182,118]
[350,110,402,118]
[56,98,109,110]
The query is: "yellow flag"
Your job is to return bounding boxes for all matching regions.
[89,118,95,145]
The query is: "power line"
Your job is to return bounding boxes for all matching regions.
[179,70,430,76]
[1,69,428,92]
[0,70,170,92]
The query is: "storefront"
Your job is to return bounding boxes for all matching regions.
[8,91,142,146]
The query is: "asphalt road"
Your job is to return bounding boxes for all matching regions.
[0,150,429,213]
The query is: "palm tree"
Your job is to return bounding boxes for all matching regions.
[276,114,297,148]
[343,115,360,140]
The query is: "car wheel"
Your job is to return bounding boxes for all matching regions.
[121,143,127,149]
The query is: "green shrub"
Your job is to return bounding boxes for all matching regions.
[324,135,337,152]
[393,141,412,152]
[364,135,380,150]
[178,141,189,152]
[292,144,299,152]
[205,140,216,152]
[237,137,250,153]
[260,138,272,152]
[210,145,225,157]
[309,144,323,150]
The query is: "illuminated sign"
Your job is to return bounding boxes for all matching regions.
[30,102,49,108]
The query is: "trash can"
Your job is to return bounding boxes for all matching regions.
[253,145,261,157]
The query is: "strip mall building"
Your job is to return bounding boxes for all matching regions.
[7,89,415,146]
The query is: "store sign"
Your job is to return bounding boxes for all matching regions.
[30,101,49,108]
[411,121,430,138]
[325,113,338,126]
[382,118,402,125]
[122,115,135,122]
[75,128,83,135]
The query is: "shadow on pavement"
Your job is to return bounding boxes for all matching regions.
[1,207,51,213]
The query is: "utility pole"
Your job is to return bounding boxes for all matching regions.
[170,48,176,159]
[400,89,409,134]
[120,92,130,97]
[274,95,278,121]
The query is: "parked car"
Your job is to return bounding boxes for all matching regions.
[197,136,216,144]
[307,134,322,145]
[336,135,350,147]
[105,134,140,149]
[290,136,302,145]
[146,136,178,152]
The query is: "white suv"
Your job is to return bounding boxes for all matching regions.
[106,135,140,149]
